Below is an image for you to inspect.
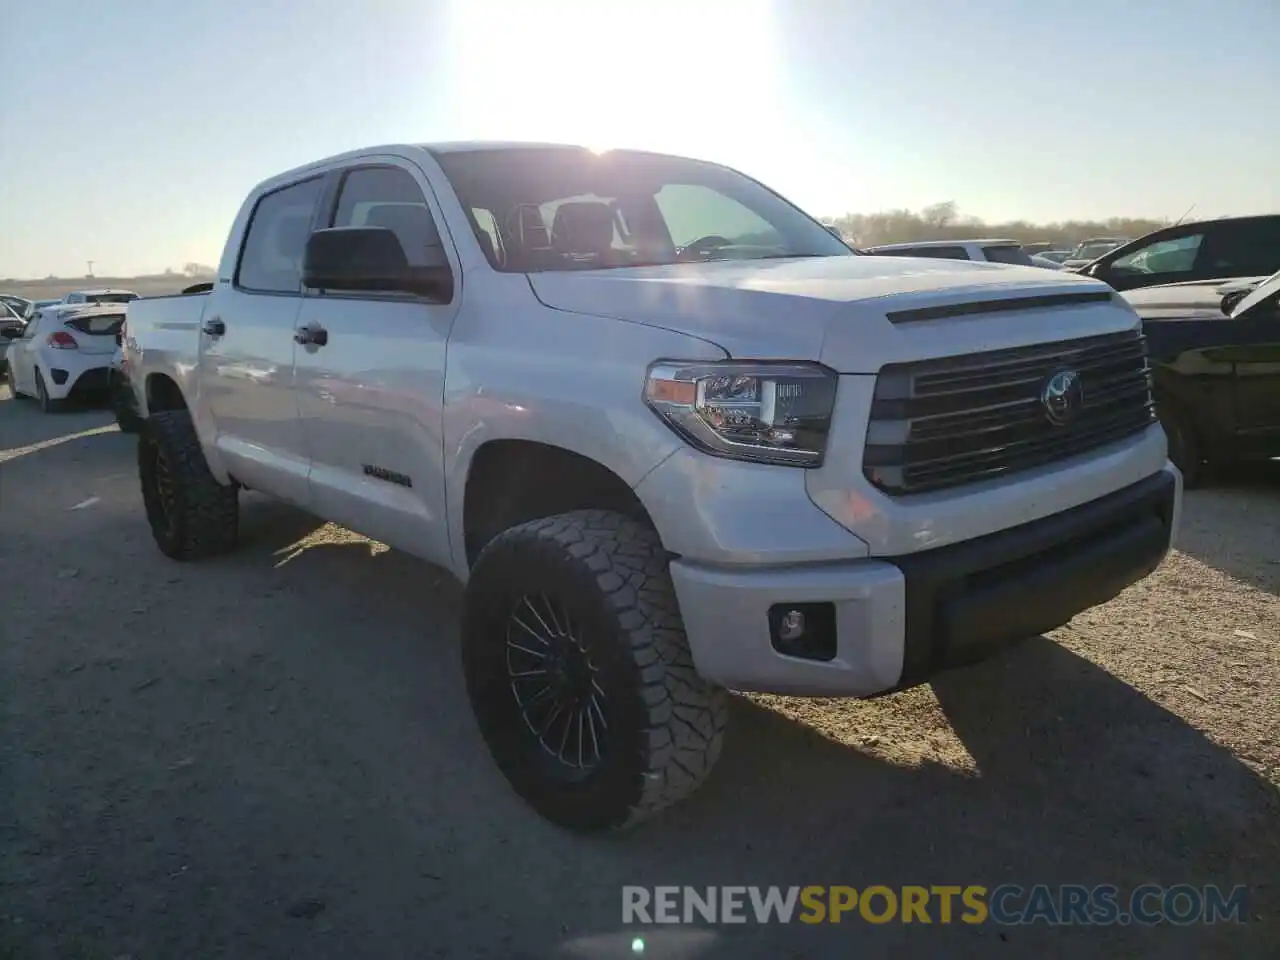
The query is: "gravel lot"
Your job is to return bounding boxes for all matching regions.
[2,388,1277,959]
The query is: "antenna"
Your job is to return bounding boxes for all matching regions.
[1171,203,1196,227]
[87,260,95,278]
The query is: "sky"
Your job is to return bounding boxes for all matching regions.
[1,0,1276,278]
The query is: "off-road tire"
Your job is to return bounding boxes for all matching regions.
[138,409,239,560]
[1159,402,1202,489]
[35,369,63,413]
[462,509,728,832]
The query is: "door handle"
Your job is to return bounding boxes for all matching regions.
[294,325,328,347]
[202,317,226,336]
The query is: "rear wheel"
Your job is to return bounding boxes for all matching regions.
[462,509,728,832]
[138,409,239,560]
[5,362,24,398]
[35,369,63,413]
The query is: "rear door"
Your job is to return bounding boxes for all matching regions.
[292,160,460,566]
[199,175,325,506]
[1198,217,1280,282]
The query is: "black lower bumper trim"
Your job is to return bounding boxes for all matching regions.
[892,470,1176,688]
[71,367,111,393]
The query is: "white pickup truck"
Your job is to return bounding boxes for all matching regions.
[124,142,1181,832]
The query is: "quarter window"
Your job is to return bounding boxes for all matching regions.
[331,166,447,269]
[236,177,324,294]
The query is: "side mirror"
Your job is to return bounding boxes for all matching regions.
[1219,290,1248,316]
[302,226,453,301]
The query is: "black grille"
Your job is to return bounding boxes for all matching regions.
[863,329,1156,495]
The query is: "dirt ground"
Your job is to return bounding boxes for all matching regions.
[1,390,1277,959]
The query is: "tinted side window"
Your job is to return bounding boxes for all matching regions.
[236,177,324,293]
[1111,233,1203,276]
[982,245,1033,266]
[1201,219,1280,278]
[331,166,447,269]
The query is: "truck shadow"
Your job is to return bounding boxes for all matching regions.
[222,501,1278,956]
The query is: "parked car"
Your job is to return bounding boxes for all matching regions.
[2,303,126,411]
[1029,254,1067,270]
[0,294,33,319]
[1132,268,1280,486]
[124,142,1179,832]
[109,339,143,432]
[865,238,1037,265]
[60,288,139,306]
[1038,250,1074,264]
[0,301,26,374]
[1062,238,1129,270]
[1021,242,1055,256]
[1067,215,1280,292]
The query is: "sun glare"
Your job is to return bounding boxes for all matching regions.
[444,0,780,161]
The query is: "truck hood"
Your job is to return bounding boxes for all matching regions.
[527,255,1138,373]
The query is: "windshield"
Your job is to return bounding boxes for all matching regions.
[434,147,853,273]
[85,292,138,304]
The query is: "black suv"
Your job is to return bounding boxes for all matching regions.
[1072,214,1280,292]
[1136,268,1280,485]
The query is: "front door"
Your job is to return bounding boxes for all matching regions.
[1098,229,1208,292]
[9,311,45,394]
[199,175,325,506]
[292,161,460,567]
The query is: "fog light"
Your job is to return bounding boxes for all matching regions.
[778,609,806,642]
[768,602,837,662]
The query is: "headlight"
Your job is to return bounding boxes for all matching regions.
[643,361,837,467]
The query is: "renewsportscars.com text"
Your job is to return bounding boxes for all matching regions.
[622,884,1249,926]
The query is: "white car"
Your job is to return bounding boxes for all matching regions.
[866,238,1040,266]
[3,303,126,411]
[125,142,1179,831]
[59,288,139,307]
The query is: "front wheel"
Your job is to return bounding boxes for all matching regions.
[462,509,728,832]
[138,409,239,560]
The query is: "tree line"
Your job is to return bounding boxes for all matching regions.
[827,201,1170,250]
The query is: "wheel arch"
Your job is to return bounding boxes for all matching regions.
[459,438,659,573]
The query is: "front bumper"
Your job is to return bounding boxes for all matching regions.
[670,465,1180,696]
